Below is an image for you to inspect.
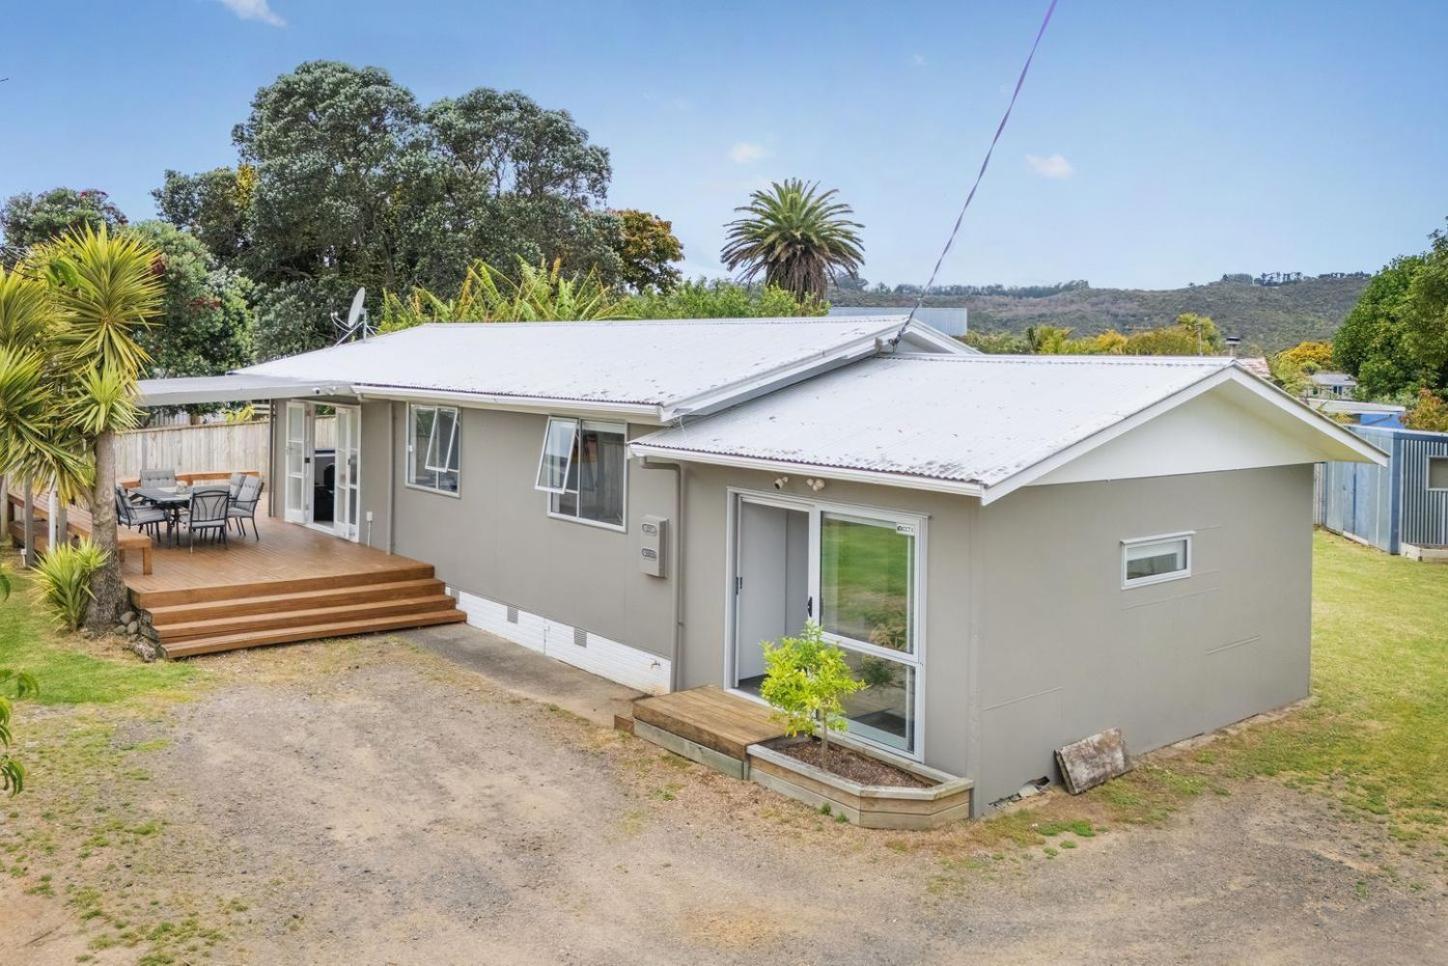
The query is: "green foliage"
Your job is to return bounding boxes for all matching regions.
[722,179,864,300]
[159,62,624,358]
[1403,389,1448,431]
[0,188,127,263]
[1334,222,1448,399]
[34,540,109,631]
[977,313,1227,357]
[625,278,826,319]
[1,665,39,795]
[379,259,631,331]
[123,221,253,378]
[611,209,683,292]
[759,621,864,769]
[960,329,1030,354]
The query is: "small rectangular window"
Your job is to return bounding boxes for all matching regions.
[1122,533,1191,588]
[1428,456,1448,491]
[535,417,579,493]
[547,421,627,529]
[408,404,460,494]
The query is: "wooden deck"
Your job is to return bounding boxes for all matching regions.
[632,686,787,761]
[7,492,153,573]
[121,514,466,657]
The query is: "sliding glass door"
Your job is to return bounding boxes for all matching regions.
[731,494,925,758]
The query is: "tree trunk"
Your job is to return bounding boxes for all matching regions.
[21,477,35,568]
[84,430,128,631]
[55,493,68,547]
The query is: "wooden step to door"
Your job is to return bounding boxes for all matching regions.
[159,608,469,659]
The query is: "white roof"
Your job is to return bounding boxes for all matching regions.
[632,354,1386,503]
[231,317,966,421]
[135,374,348,407]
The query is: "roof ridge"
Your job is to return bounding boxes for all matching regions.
[410,316,908,330]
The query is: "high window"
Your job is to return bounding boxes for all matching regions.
[408,405,460,494]
[1121,533,1191,588]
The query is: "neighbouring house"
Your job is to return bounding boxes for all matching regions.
[1305,397,1406,428]
[1306,370,1358,399]
[1317,424,1448,557]
[136,317,1384,813]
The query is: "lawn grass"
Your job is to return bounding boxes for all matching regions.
[0,563,198,706]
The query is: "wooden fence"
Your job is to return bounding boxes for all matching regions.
[114,421,271,481]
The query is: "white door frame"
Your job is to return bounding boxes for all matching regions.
[283,401,311,525]
[722,486,929,761]
[333,404,362,542]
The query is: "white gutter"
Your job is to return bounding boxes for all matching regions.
[352,385,663,422]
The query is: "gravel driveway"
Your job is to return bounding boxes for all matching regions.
[4,630,1444,964]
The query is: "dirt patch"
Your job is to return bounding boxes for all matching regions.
[3,634,1446,964]
[771,736,932,787]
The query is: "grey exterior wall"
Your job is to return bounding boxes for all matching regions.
[679,463,1313,814]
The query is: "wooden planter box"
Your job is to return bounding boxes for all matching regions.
[746,735,973,829]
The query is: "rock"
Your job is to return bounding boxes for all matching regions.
[140,625,160,642]
[125,620,140,636]
[115,623,129,636]
[120,610,137,625]
[130,638,158,663]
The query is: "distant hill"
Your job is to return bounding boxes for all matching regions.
[830,275,1370,353]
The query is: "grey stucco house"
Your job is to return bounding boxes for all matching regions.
[138,317,1384,812]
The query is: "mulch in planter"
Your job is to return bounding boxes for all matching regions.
[772,737,932,788]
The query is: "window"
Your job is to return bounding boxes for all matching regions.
[1429,456,1448,492]
[407,405,460,494]
[1122,533,1191,588]
[539,418,626,528]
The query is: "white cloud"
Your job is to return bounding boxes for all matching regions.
[911,53,928,67]
[729,141,768,165]
[215,0,286,27]
[1025,153,1075,179]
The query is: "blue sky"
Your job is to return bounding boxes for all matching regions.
[2,0,1444,289]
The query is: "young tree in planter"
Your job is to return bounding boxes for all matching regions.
[759,621,863,773]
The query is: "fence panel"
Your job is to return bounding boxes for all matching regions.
[114,421,271,481]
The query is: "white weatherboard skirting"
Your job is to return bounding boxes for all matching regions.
[453,590,670,695]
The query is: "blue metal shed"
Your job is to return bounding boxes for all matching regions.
[1316,425,1448,553]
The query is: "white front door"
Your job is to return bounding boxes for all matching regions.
[334,405,361,541]
[283,401,311,524]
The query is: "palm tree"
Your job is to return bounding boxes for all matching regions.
[721,179,864,301]
[38,227,161,631]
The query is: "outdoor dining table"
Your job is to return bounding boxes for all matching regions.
[130,486,194,546]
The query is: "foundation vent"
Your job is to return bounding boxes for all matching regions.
[573,627,588,648]
[505,605,519,624]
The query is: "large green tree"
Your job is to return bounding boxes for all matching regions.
[721,179,864,300]
[125,221,254,378]
[610,209,683,292]
[1334,221,1448,400]
[156,62,625,359]
[0,188,127,265]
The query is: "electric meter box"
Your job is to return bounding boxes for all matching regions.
[639,515,667,577]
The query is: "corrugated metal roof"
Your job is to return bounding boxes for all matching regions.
[633,354,1235,487]
[135,374,347,407]
[239,317,929,412]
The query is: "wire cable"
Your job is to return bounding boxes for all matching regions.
[893,0,1060,346]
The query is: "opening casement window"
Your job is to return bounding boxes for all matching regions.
[1121,532,1192,588]
[535,417,626,529]
[407,404,460,494]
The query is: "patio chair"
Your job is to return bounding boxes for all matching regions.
[227,477,263,539]
[228,472,246,499]
[138,468,178,489]
[116,486,167,541]
[181,487,231,551]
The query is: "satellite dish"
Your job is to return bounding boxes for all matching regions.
[331,287,372,344]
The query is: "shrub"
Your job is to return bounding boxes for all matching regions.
[35,539,109,631]
[759,621,863,771]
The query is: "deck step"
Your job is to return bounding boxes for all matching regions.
[159,608,469,659]
[132,563,437,609]
[144,578,448,624]
[152,593,459,643]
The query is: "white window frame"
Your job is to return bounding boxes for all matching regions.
[722,488,928,762]
[405,404,461,497]
[1121,531,1193,589]
[1427,455,1448,492]
[535,417,579,494]
[545,419,628,533]
[423,406,459,475]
